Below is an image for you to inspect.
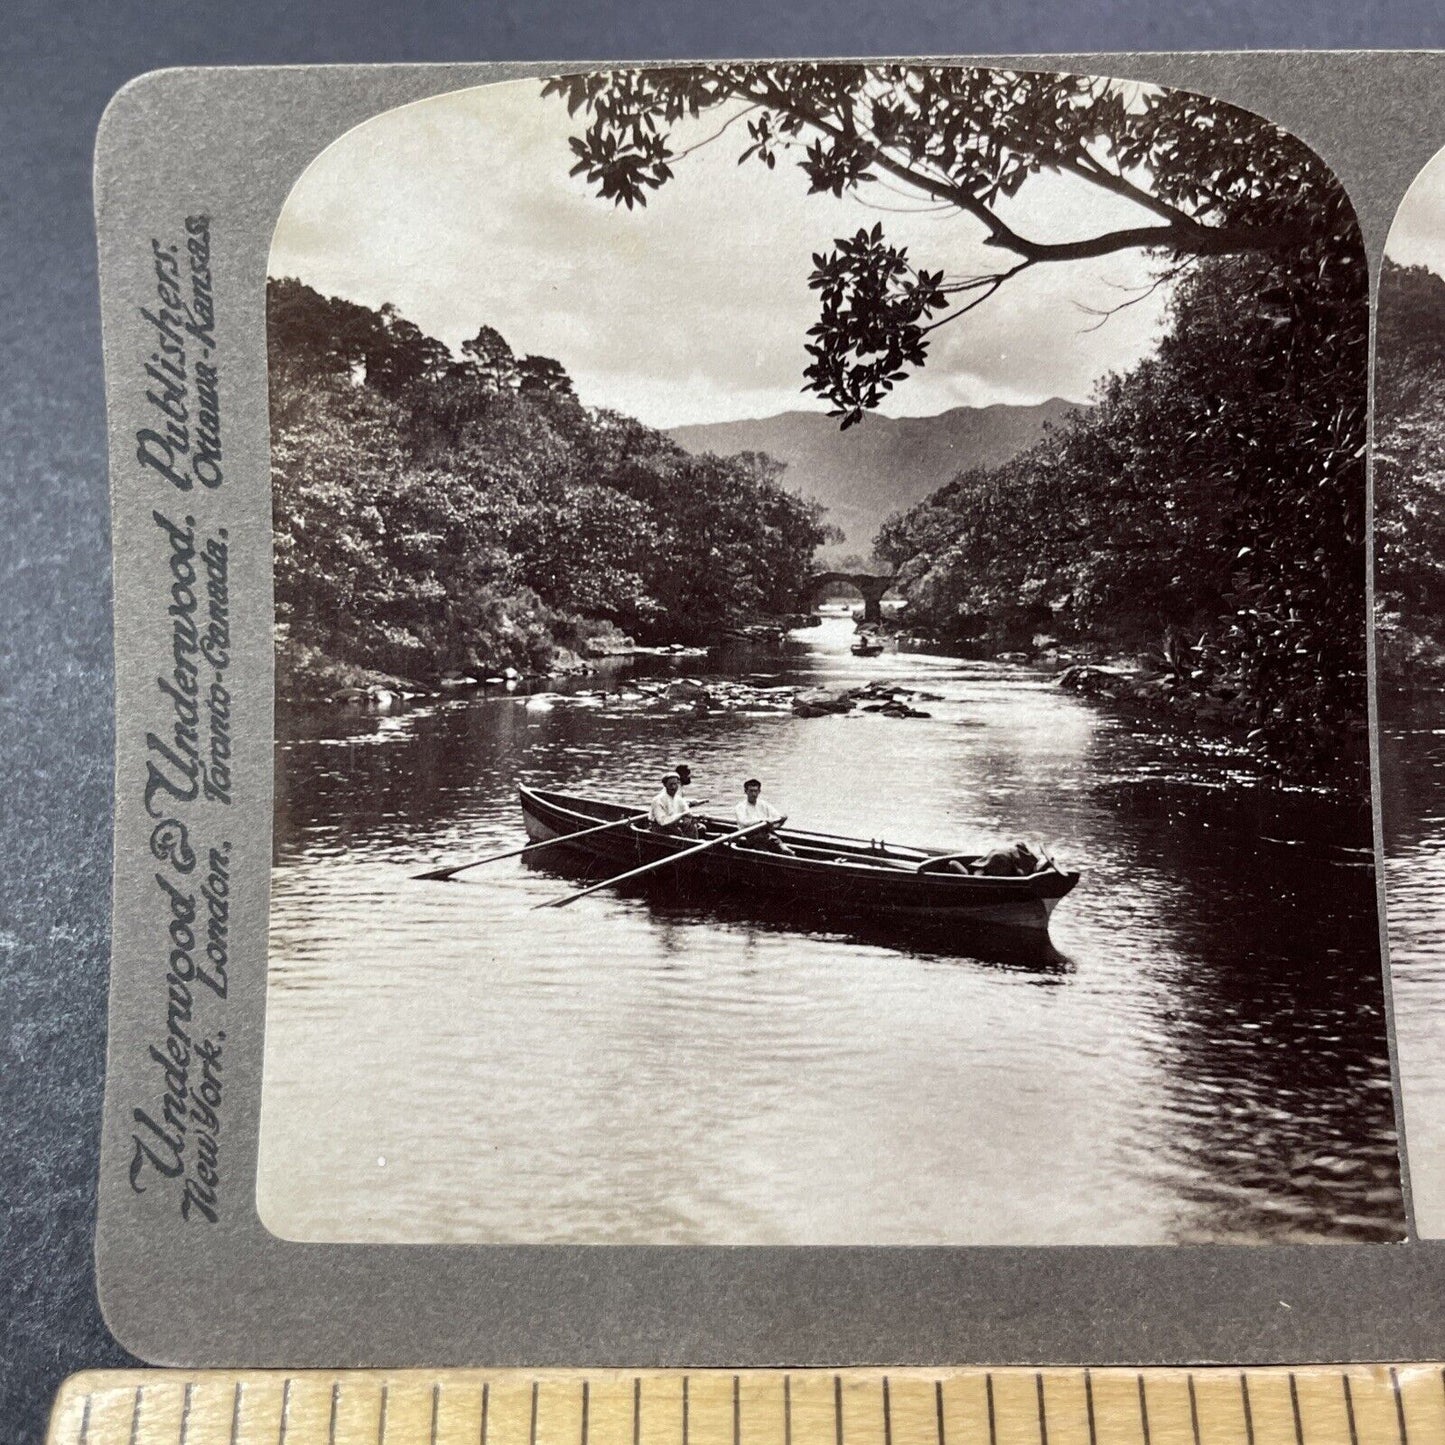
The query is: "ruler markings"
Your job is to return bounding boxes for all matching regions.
[584,1373,630,1445]
[1144,1371,1194,1445]
[1350,1371,1408,1445]
[639,1374,685,1445]
[48,1370,1445,1445]
[991,1370,1044,1445]
[1242,1368,1297,1445]
[1344,1378,1361,1445]
[1057,1370,1120,1445]
[1294,1366,1347,1445]
[1405,1362,1445,1445]
[684,1373,730,1445]
[943,1367,985,1445]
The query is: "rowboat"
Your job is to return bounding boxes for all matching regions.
[519,785,1079,932]
[851,637,885,656]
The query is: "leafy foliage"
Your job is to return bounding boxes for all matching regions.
[545,65,1348,425]
[1375,260,1445,680]
[543,64,1368,772]
[806,225,950,425]
[268,281,830,682]
[877,244,1369,774]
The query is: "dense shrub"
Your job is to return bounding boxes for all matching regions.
[878,241,1370,774]
[268,281,831,680]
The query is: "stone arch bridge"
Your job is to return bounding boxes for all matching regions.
[800,572,896,625]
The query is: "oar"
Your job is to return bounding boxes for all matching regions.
[534,820,771,910]
[414,804,710,882]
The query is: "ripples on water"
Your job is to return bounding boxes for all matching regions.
[257,619,1401,1245]
[1380,702,1445,1237]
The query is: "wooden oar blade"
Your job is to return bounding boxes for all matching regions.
[413,858,485,882]
[535,820,768,910]
[412,804,674,882]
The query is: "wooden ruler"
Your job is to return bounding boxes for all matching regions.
[44,1367,1445,1445]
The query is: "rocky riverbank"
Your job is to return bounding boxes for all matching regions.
[894,627,1268,740]
[276,633,709,710]
[1054,660,1249,730]
[505,676,946,721]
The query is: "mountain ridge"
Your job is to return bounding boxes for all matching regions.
[668,397,1080,556]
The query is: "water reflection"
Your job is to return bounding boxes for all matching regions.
[1380,702,1445,1236]
[516,847,1076,973]
[257,620,1402,1245]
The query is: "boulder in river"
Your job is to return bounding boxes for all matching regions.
[792,687,856,717]
[1057,664,1131,697]
[334,683,408,712]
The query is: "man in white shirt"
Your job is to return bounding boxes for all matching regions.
[734,779,793,853]
[649,773,698,837]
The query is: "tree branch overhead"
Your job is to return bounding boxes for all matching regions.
[543,64,1344,425]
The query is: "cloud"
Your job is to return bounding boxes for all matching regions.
[1386,143,1445,277]
[270,74,1174,429]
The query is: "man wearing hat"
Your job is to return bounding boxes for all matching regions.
[649,772,699,838]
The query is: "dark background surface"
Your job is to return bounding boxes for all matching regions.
[5,3,1445,1443]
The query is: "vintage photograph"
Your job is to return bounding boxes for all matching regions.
[1376,142,1445,1239]
[254,66,1400,1245]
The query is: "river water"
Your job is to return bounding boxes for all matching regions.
[257,616,1402,1245]
[1379,696,1445,1237]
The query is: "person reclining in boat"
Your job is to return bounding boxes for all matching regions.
[943,841,1042,876]
[674,762,693,797]
[649,772,699,838]
[734,779,795,854]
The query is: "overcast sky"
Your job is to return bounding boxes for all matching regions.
[1387,142,1445,277]
[270,75,1176,430]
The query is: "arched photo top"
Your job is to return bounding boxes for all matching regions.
[258,64,1393,1256]
[265,66,1366,436]
[1374,138,1445,1241]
